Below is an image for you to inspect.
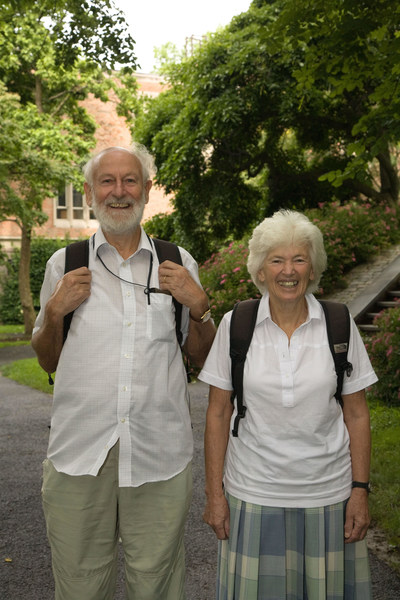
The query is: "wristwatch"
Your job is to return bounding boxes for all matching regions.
[191,307,212,323]
[352,481,371,493]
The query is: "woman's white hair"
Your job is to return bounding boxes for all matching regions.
[247,209,327,294]
[82,143,157,187]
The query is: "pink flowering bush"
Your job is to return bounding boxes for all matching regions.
[366,306,400,407]
[199,239,260,324]
[307,200,400,294]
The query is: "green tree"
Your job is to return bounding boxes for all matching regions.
[269,0,400,204]
[133,0,400,261]
[0,0,138,333]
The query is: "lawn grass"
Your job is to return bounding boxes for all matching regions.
[0,324,24,335]
[0,324,30,348]
[1,357,52,394]
[0,340,30,348]
[369,402,400,554]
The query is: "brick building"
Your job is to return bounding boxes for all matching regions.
[0,73,172,251]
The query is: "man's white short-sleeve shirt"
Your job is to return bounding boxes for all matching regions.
[34,228,196,486]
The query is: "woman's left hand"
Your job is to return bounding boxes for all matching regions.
[342,389,371,544]
[344,489,370,543]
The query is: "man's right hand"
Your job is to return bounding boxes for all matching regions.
[31,267,92,374]
[49,267,92,318]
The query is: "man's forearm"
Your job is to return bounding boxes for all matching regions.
[31,304,64,374]
[183,317,216,367]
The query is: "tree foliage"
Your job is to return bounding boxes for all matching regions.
[270,0,400,202]
[134,0,400,261]
[0,0,138,332]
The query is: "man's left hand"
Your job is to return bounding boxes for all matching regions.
[158,260,208,318]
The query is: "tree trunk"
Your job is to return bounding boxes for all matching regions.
[377,147,399,205]
[35,74,43,113]
[18,225,36,336]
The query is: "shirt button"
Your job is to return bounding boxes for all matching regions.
[127,322,132,327]
[121,418,125,423]
[122,386,127,392]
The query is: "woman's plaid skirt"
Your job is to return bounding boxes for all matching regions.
[217,493,372,600]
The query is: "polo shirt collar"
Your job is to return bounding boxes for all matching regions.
[256,292,323,326]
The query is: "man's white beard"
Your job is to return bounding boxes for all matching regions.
[91,193,146,235]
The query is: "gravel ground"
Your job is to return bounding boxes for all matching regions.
[1,364,400,599]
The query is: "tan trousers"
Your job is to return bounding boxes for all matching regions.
[42,443,192,600]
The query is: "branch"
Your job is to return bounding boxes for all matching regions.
[0,216,22,229]
[377,150,399,199]
[348,179,381,201]
[50,85,87,117]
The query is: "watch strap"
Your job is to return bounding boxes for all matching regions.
[352,481,371,493]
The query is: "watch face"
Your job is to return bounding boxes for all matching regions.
[202,310,212,323]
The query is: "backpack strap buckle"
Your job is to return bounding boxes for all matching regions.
[232,405,247,437]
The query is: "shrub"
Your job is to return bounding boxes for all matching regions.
[366,305,400,407]
[199,239,260,325]
[0,237,70,324]
[307,200,400,294]
[143,212,177,243]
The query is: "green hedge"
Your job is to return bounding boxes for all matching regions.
[0,237,71,324]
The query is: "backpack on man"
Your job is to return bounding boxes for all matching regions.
[63,237,183,344]
[48,237,184,385]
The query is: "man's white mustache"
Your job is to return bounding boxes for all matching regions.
[105,197,134,207]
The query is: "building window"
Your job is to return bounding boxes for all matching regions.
[55,183,97,226]
[56,188,68,220]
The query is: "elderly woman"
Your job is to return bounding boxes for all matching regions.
[199,210,376,600]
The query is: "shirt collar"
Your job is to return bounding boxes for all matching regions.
[92,226,153,258]
[256,292,323,326]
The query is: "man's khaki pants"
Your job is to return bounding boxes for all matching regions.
[42,443,192,600]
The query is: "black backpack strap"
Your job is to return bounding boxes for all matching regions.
[151,237,183,347]
[230,298,260,437]
[63,239,90,344]
[319,300,353,408]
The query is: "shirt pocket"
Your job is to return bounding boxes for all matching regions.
[146,293,176,342]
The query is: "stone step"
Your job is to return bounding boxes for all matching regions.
[367,313,380,320]
[377,300,399,308]
[358,324,380,332]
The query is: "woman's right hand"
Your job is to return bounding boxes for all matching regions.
[203,494,230,540]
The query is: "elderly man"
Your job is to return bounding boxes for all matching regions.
[32,144,216,600]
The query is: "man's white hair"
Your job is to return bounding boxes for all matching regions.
[247,209,327,294]
[83,143,157,186]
